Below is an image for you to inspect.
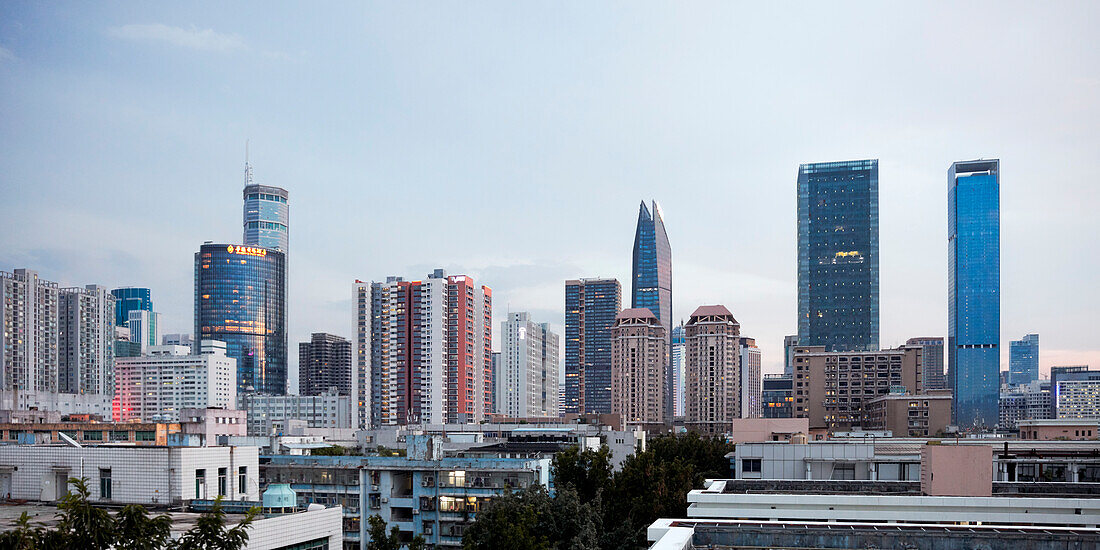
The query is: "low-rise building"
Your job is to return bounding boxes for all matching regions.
[0,420,181,445]
[865,391,952,437]
[728,418,809,443]
[113,341,237,422]
[240,391,354,435]
[1018,419,1098,441]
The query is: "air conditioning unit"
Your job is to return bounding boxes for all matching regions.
[372,484,379,491]
[412,508,419,515]
[422,476,435,487]
[381,497,389,503]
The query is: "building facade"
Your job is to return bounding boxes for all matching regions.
[948,159,1001,428]
[110,287,151,328]
[58,285,115,397]
[797,159,879,352]
[865,392,953,437]
[242,171,289,252]
[194,243,287,395]
[365,270,492,427]
[1052,366,1100,419]
[906,337,946,391]
[353,281,370,429]
[671,323,685,417]
[999,379,1052,429]
[739,337,762,419]
[239,390,354,435]
[631,200,673,418]
[1009,333,1040,387]
[126,309,161,355]
[1,269,60,397]
[792,345,922,431]
[299,332,353,396]
[113,341,237,422]
[610,308,667,427]
[685,305,741,433]
[564,278,621,414]
[498,312,559,418]
[783,335,798,377]
[762,375,793,418]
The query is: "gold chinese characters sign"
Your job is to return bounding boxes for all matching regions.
[226,245,268,257]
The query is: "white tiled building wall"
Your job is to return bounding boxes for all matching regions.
[244,506,343,550]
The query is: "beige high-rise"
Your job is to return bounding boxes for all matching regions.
[685,305,741,433]
[611,308,667,429]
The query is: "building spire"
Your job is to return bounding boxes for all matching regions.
[245,140,253,185]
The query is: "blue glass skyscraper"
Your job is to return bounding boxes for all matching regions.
[243,162,289,252]
[797,160,879,352]
[110,287,151,327]
[632,200,672,415]
[564,278,621,414]
[1009,334,1039,387]
[949,159,1000,428]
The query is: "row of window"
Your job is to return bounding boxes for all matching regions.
[246,192,287,203]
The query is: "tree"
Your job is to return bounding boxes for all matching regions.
[176,496,258,550]
[366,514,400,550]
[461,487,548,550]
[551,445,612,503]
[312,445,348,456]
[113,504,172,550]
[0,512,49,549]
[54,478,116,550]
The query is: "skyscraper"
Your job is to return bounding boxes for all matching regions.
[783,335,798,377]
[631,200,673,416]
[739,337,762,419]
[242,162,289,252]
[671,323,685,418]
[126,310,161,355]
[499,312,559,418]
[684,305,741,433]
[58,285,115,397]
[299,333,353,397]
[364,269,492,426]
[110,287,151,327]
[564,278,622,414]
[611,308,667,428]
[907,337,946,391]
[1009,334,1040,387]
[194,243,287,395]
[948,159,1000,428]
[797,160,879,352]
[1,269,59,397]
[353,280,370,428]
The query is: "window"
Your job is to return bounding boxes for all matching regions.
[239,466,248,494]
[196,469,206,499]
[218,468,228,497]
[742,459,762,473]
[99,469,112,500]
[831,463,856,480]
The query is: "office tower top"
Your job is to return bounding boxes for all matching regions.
[1009,334,1040,387]
[242,160,289,252]
[564,278,622,415]
[110,287,152,327]
[299,332,353,397]
[948,159,1000,429]
[632,200,672,418]
[797,159,879,352]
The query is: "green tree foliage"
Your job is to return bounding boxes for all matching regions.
[113,504,172,550]
[54,478,117,549]
[312,445,349,456]
[176,497,258,550]
[463,433,733,550]
[366,514,424,550]
[0,512,50,549]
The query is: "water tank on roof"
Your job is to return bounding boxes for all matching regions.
[262,483,297,512]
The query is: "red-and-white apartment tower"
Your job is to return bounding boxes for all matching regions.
[359,269,492,427]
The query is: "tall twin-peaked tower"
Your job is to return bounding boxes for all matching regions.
[631,200,673,417]
[948,159,1000,428]
[797,160,880,352]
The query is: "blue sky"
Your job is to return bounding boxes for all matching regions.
[2,2,1098,388]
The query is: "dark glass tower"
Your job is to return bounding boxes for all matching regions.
[110,287,151,327]
[564,278,621,414]
[949,159,1000,428]
[1008,334,1039,387]
[797,160,879,352]
[299,332,353,396]
[195,243,287,395]
[631,200,672,416]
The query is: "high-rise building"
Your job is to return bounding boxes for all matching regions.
[762,374,793,418]
[58,285,115,397]
[1,269,60,398]
[114,341,237,422]
[353,281,370,428]
[564,278,622,414]
[797,160,879,352]
[364,269,492,426]
[1051,366,1100,419]
[611,308,667,428]
[631,200,673,417]
[907,337,946,391]
[948,159,1000,428]
[739,337,762,419]
[126,310,161,355]
[1009,334,1040,387]
[490,351,501,414]
[792,344,923,431]
[684,305,741,433]
[242,162,289,252]
[783,335,798,377]
[999,380,1051,429]
[194,243,287,395]
[499,312,560,418]
[298,333,353,397]
[671,323,686,418]
[110,287,151,328]
[114,326,142,359]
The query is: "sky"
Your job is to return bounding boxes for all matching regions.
[2,2,1099,391]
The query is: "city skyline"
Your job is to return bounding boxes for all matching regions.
[2,3,1099,385]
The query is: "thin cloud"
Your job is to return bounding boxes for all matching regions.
[0,46,15,62]
[109,23,246,52]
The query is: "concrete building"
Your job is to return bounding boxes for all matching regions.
[498,312,559,418]
[782,335,798,377]
[126,309,161,355]
[58,284,115,397]
[671,324,685,417]
[564,278,622,415]
[1017,419,1098,440]
[0,445,259,505]
[353,280,370,429]
[363,269,492,427]
[239,391,354,435]
[179,407,247,444]
[298,332,352,397]
[739,337,761,419]
[762,375,793,418]
[906,337,946,390]
[1000,379,1052,429]
[114,341,237,422]
[611,308,667,429]
[865,392,953,437]
[1052,366,1100,419]
[1,269,60,401]
[1009,333,1040,387]
[0,419,181,446]
[792,344,922,432]
[684,305,741,433]
[728,418,810,443]
[162,333,193,347]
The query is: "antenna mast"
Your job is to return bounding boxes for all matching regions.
[245,140,254,185]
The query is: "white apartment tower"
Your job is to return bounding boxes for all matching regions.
[499,312,560,418]
[58,285,115,396]
[739,337,762,419]
[685,305,741,433]
[113,341,237,422]
[1,269,60,397]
